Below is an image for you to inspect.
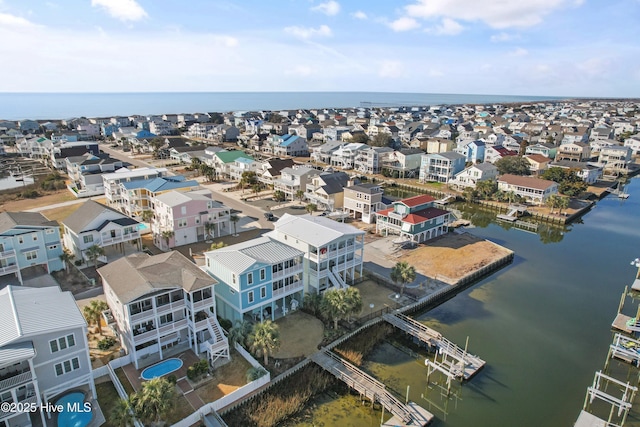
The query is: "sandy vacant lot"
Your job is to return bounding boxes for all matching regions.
[400,232,513,283]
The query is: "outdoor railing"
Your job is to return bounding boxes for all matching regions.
[0,371,32,392]
[272,280,303,297]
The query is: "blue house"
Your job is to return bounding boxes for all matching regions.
[204,236,304,323]
[101,123,119,137]
[0,212,64,286]
[134,129,156,139]
[456,140,485,164]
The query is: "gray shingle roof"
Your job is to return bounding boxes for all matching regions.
[0,212,58,234]
[98,251,217,304]
[62,200,132,234]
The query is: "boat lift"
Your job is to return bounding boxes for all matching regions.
[577,371,637,427]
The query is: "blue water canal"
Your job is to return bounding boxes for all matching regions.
[296,177,640,427]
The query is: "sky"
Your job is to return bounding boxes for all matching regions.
[0,0,639,97]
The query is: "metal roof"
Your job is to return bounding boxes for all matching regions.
[0,286,86,347]
[273,214,364,247]
[0,341,35,367]
[204,236,303,274]
[0,212,59,234]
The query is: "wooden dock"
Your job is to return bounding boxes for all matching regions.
[311,350,434,426]
[383,312,485,381]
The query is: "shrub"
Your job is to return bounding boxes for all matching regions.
[187,359,210,381]
[74,259,82,266]
[166,374,177,385]
[20,189,40,198]
[218,317,232,331]
[246,367,267,382]
[97,336,116,350]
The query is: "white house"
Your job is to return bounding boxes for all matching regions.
[497,174,558,205]
[449,163,499,189]
[98,251,229,369]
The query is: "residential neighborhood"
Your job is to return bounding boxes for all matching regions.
[0,98,639,427]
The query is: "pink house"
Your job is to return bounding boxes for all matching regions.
[151,189,231,250]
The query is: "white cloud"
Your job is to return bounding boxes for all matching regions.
[577,57,612,78]
[389,17,420,32]
[431,18,463,35]
[91,0,147,22]
[379,60,404,78]
[284,24,332,39]
[490,32,515,42]
[0,12,37,28]
[311,1,340,16]
[428,69,444,77]
[509,47,529,57]
[404,0,580,29]
[353,10,367,20]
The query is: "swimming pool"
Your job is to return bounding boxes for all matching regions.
[55,391,92,427]
[141,358,183,380]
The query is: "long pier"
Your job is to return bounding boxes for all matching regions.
[311,350,434,426]
[383,312,485,381]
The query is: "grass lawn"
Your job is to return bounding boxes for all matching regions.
[354,280,395,315]
[273,311,324,359]
[0,189,76,211]
[166,396,196,425]
[195,350,252,403]
[115,367,135,396]
[95,380,120,427]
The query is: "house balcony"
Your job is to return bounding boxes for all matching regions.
[155,299,186,315]
[273,279,304,297]
[388,211,405,221]
[157,318,188,335]
[0,249,16,260]
[101,231,140,246]
[0,262,19,276]
[0,370,33,393]
[1,395,37,420]
[188,296,215,311]
[272,264,303,279]
[132,326,157,343]
[129,309,155,323]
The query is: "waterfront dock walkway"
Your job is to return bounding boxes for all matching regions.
[383,312,485,380]
[311,350,434,426]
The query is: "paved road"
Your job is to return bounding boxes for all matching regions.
[98,143,157,169]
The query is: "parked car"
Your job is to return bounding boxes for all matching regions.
[264,212,275,221]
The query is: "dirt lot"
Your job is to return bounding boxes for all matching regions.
[399,232,513,283]
[0,189,76,212]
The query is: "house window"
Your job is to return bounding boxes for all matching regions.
[54,357,80,376]
[181,206,187,215]
[50,334,76,353]
[248,291,254,304]
[178,219,187,228]
[83,235,93,244]
[261,286,266,298]
[260,269,265,281]
[32,234,38,241]
[46,228,55,234]
[195,218,200,224]
[159,313,173,325]
[18,236,24,244]
[248,272,253,285]
[232,274,236,284]
[25,250,38,261]
[47,245,58,250]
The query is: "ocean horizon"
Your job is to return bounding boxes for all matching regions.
[0,91,570,121]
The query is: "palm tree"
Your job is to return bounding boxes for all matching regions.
[228,320,252,348]
[556,195,569,215]
[190,157,203,175]
[273,190,286,202]
[252,183,262,197]
[295,189,305,205]
[83,299,109,336]
[85,244,105,268]
[140,210,154,224]
[230,214,240,237]
[303,292,323,317]
[322,288,349,329]
[204,222,215,240]
[248,320,281,366]
[390,261,416,297]
[305,203,317,215]
[344,287,363,322]
[130,377,176,425]
[110,398,134,427]
[59,249,75,274]
[161,230,174,250]
[209,241,227,250]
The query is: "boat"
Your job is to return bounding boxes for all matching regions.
[618,192,630,199]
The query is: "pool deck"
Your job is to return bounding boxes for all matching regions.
[122,349,201,392]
